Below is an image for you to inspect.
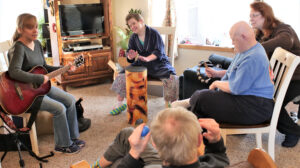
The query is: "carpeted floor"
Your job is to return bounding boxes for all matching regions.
[1,81,300,168]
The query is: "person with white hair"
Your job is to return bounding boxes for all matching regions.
[172,21,275,126]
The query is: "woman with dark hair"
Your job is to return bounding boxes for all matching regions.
[8,13,85,153]
[250,1,300,147]
[110,13,176,115]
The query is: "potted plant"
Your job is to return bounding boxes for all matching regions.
[38,18,47,52]
[115,26,132,57]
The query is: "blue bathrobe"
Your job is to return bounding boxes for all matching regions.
[127,25,176,78]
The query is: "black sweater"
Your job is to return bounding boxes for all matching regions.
[116,138,229,168]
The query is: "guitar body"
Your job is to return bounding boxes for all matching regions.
[0,66,51,115]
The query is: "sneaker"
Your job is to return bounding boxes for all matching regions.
[72,139,86,148]
[110,104,127,115]
[290,111,300,123]
[171,99,190,108]
[282,134,299,148]
[55,143,80,154]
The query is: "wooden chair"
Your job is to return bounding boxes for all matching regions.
[0,40,40,156]
[220,47,300,160]
[229,148,277,168]
[108,27,176,107]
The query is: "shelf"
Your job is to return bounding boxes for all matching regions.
[62,35,110,43]
[62,48,111,55]
[178,44,234,52]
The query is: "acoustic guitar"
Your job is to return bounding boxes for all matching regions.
[0,55,84,115]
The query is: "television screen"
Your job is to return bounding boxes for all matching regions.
[59,3,104,36]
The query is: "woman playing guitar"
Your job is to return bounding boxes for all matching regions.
[7,13,85,154]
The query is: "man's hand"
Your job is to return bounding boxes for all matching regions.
[127,49,138,60]
[209,81,231,93]
[198,118,221,143]
[209,81,218,90]
[206,68,227,78]
[205,67,218,78]
[128,124,151,159]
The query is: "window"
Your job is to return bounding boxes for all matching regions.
[0,0,44,42]
[174,0,254,47]
[150,0,300,47]
[264,0,300,36]
[0,0,43,71]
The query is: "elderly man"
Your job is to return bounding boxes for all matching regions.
[172,21,274,125]
[92,107,229,168]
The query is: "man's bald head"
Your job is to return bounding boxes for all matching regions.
[230,21,257,53]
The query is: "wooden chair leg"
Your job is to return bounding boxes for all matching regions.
[221,129,227,145]
[23,114,40,156]
[165,101,169,108]
[71,160,90,168]
[0,118,3,134]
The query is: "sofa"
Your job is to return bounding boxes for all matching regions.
[179,54,233,100]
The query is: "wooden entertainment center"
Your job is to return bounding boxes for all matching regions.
[48,0,113,91]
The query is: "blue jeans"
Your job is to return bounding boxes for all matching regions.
[40,86,79,147]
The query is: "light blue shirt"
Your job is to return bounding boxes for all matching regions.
[222,43,274,99]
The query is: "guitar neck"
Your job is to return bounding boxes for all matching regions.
[47,65,71,79]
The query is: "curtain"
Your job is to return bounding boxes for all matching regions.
[163,0,178,58]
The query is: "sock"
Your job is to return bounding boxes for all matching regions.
[91,159,101,168]
[110,102,127,115]
[171,98,190,108]
[117,100,124,108]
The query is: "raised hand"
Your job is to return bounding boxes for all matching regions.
[127,49,138,60]
[128,124,151,159]
[205,67,218,78]
[198,118,221,143]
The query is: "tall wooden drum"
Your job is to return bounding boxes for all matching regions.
[125,66,147,125]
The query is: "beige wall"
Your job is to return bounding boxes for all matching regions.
[175,49,234,75]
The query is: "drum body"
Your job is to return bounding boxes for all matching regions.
[125,66,148,125]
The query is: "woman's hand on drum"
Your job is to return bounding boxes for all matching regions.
[138,56,151,62]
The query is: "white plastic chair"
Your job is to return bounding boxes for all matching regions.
[220,47,300,160]
[0,40,40,156]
